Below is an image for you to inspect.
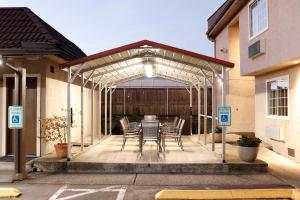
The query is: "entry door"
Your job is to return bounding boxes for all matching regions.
[6,77,38,156]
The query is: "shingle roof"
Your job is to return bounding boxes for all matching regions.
[207,0,249,40]
[0,7,86,60]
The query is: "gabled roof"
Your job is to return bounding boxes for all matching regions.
[60,40,234,87]
[60,40,234,68]
[207,0,249,40]
[0,7,86,60]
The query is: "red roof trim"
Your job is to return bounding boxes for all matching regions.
[59,40,234,68]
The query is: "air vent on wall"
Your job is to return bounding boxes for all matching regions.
[248,39,265,58]
[266,126,285,141]
[288,148,295,158]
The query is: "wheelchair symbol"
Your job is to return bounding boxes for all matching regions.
[12,115,20,123]
[221,115,228,123]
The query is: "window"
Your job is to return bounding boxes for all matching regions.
[267,77,288,117]
[249,0,268,38]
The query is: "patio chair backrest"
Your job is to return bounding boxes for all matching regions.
[176,119,182,129]
[178,119,185,136]
[173,116,179,126]
[144,115,157,121]
[120,118,128,134]
[141,120,159,140]
[124,116,129,124]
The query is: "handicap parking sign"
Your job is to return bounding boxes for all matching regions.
[218,106,231,126]
[8,106,23,129]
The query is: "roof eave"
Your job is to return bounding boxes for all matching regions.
[207,0,249,40]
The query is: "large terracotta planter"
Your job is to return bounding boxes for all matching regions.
[54,143,68,158]
[238,146,259,162]
[211,133,222,143]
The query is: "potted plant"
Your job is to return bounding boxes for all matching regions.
[211,126,222,143]
[40,116,69,158]
[237,135,262,162]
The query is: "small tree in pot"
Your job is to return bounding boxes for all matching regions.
[237,135,262,162]
[40,116,68,158]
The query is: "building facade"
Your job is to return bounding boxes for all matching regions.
[0,7,93,157]
[208,0,300,161]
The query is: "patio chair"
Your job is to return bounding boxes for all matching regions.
[120,118,140,151]
[124,116,139,131]
[162,118,182,133]
[140,120,160,154]
[162,116,179,132]
[162,119,185,151]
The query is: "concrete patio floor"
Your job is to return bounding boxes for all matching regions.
[31,134,267,174]
[73,135,220,163]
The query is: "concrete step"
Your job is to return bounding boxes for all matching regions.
[0,171,14,183]
[33,160,268,174]
[0,162,14,171]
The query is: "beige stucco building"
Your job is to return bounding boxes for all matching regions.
[208,0,300,161]
[0,8,100,157]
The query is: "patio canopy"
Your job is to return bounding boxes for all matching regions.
[60,40,234,86]
[60,40,234,162]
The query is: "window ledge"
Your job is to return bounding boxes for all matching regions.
[266,115,289,120]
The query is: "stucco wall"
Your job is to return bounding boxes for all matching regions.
[255,65,300,161]
[43,65,100,155]
[0,57,99,156]
[214,19,255,133]
[238,0,300,75]
[0,58,46,157]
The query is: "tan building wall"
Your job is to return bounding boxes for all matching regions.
[0,57,98,156]
[238,0,300,75]
[255,65,300,161]
[212,0,300,161]
[214,19,255,133]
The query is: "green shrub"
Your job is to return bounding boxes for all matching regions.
[215,126,222,133]
[237,136,262,147]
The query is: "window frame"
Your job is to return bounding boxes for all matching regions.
[248,0,269,40]
[265,75,289,120]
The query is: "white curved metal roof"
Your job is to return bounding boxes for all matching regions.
[60,40,234,87]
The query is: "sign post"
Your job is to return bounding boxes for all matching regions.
[218,106,231,163]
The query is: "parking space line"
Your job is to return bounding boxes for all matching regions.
[48,185,127,200]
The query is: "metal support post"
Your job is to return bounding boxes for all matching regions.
[67,67,72,161]
[91,79,94,144]
[166,88,169,117]
[80,74,84,151]
[212,73,215,151]
[197,84,201,140]
[14,68,26,180]
[99,84,102,139]
[123,88,126,115]
[189,85,193,135]
[109,86,112,135]
[221,66,226,163]
[104,84,108,136]
[204,79,208,145]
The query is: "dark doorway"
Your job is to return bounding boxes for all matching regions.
[6,77,38,156]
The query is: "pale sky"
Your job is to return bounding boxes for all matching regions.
[1,0,225,56]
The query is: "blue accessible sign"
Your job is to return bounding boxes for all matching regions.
[8,106,23,129]
[218,106,231,126]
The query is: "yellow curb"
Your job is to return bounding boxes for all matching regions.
[155,189,299,200]
[0,188,22,198]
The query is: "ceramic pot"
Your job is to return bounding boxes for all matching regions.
[54,143,68,158]
[211,133,222,143]
[238,146,259,162]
